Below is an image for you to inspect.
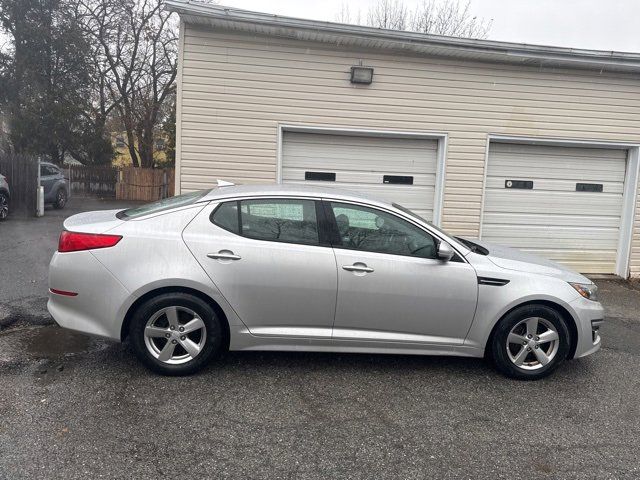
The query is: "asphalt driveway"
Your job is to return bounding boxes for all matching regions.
[1,197,640,479]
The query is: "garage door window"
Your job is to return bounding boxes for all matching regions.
[328,202,437,259]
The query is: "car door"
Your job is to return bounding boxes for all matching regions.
[183,197,338,338]
[40,164,56,197]
[325,200,478,346]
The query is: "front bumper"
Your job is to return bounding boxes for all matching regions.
[569,295,604,358]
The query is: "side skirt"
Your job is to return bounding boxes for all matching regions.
[229,326,484,358]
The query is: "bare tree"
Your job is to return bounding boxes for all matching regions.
[366,0,409,30]
[334,3,361,25]
[410,0,491,38]
[355,0,491,39]
[77,0,177,168]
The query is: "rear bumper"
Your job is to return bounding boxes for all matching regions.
[47,250,132,341]
[569,296,604,359]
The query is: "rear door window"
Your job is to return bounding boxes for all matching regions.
[240,199,320,245]
[212,198,321,246]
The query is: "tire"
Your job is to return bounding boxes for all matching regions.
[54,188,67,209]
[490,304,571,380]
[0,192,8,220]
[129,293,223,376]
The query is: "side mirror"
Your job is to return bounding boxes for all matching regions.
[437,241,455,261]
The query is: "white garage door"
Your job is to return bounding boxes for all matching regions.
[282,131,439,220]
[482,142,628,274]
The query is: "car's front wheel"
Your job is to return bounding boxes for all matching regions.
[129,293,223,375]
[54,188,67,209]
[0,192,8,220]
[491,304,571,380]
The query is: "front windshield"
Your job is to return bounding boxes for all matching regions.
[116,189,208,220]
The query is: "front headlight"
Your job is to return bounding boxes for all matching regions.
[569,282,598,301]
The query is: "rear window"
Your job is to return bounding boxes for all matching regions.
[116,190,208,220]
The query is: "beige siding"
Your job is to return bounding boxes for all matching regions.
[178,25,640,275]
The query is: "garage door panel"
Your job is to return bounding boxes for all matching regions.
[487,234,619,251]
[283,131,439,221]
[485,167,625,183]
[486,161,626,181]
[483,212,622,228]
[488,151,628,168]
[482,224,620,243]
[485,177,624,194]
[521,251,617,274]
[283,153,436,172]
[285,133,437,150]
[484,191,623,216]
[488,148,627,182]
[283,168,436,187]
[482,142,627,273]
[284,149,438,164]
[490,143,628,161]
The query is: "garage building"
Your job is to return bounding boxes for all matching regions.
[167,1,640,277]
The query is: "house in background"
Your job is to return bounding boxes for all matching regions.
[167,1,640,278]
[110,131,168,167]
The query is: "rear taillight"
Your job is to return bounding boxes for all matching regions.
[58,231,122,253]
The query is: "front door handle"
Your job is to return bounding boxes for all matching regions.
[342,264,374,273]
[207,251,241,260]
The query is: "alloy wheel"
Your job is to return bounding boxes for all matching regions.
[144,306,207,365]
[506,317,559,370]
[57,190,66,207]
[0,195,7,219]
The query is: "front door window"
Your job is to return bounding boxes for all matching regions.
[328,202,437,259]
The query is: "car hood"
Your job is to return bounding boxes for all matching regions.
[463,238,592,284]
[63,209,124,234]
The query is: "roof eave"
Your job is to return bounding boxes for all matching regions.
[166,0,640,74]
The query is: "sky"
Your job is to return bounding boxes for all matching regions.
[218,0,640,53]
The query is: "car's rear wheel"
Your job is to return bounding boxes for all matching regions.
[54,188,67,209]
[0,192,8,220]
[491,304,571,380]
[129,293,223,375]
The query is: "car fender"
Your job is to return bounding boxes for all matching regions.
[118,276,245,331]
[53,179,68,194]
[464,273,582,350]
[44,179,67,202]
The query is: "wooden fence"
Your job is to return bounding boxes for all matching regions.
[0,153,39,216]
[0,160,175,214]
[116,167,175,201]
[69,165,119,197]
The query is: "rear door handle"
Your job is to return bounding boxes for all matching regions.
[342,264,374,273]
[207,251,241,260]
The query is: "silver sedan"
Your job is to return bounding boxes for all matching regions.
[48,183,603,379]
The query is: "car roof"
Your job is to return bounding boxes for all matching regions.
[200,183,394,208]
